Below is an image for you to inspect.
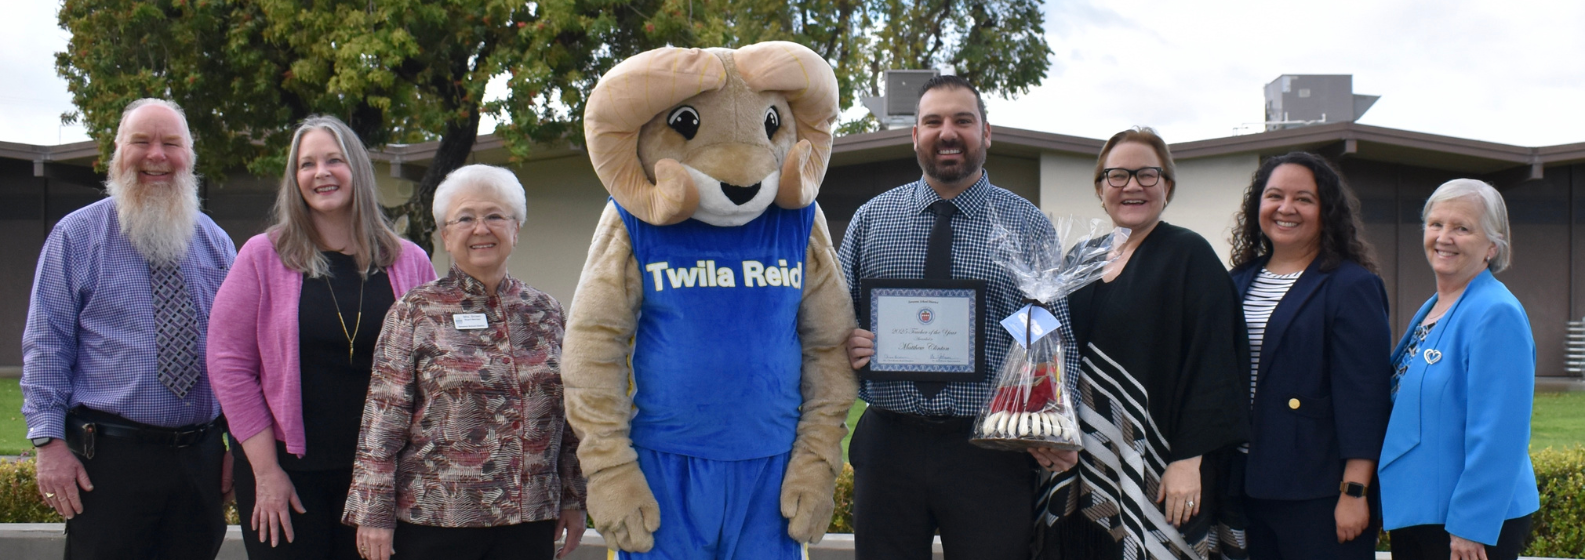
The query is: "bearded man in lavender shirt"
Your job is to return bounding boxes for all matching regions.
[22,98,237,560]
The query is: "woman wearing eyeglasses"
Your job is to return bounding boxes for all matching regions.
[343,165,586,560]
[1036,127,1248,560]
[208,116,438,559]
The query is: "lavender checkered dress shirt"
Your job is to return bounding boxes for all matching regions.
[838,173,1080,417]
[22,198,236,440]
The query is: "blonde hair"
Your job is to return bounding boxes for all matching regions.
[270,115,403,278]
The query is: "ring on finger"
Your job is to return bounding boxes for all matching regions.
[44,492,55,499]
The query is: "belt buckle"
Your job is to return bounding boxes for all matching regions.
[173,427,204,448]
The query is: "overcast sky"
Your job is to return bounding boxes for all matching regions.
[3,0,1582,148]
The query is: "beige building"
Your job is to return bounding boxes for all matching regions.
[3,123,1584,382]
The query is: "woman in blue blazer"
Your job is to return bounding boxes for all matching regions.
[1228,152,1393,560]
[1379,178,1539,560]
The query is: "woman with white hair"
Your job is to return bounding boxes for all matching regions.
[1377,179,1540,560]
[343,164,586,560]
[209,115,437,559]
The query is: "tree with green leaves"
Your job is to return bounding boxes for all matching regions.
[57,0,1050,251]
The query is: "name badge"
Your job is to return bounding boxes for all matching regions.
[453,313,489,330]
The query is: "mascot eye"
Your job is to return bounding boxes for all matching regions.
[667,106,700,140]
[763,106,781,140]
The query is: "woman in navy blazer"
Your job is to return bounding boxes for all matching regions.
[1379,178,1539,560]
[1227,152,1393,560]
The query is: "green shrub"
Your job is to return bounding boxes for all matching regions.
[0,457,239,524]
[1529,446,1585,557]
[0,456,62,523]
[828,464,853,533]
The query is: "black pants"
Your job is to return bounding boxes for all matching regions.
[62,408,226,560]
[1245,496,1377,560]
[395,520,556,560]
[1389,514,1532,560]
[229,438,360,560]
[850,406,1037,560]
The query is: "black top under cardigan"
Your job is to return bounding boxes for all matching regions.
[280,251,396,471]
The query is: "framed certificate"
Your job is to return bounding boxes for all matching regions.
[858,278,987,382]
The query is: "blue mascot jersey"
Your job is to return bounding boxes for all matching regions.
[616,201,813,461]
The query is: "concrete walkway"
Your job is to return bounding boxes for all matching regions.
[0,525,915,560]
[0,525,1574,559]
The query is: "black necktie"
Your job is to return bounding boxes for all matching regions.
[918,200,955,399]
[924,200,955,279]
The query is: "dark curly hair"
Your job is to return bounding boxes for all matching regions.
[1229,151,1379,274]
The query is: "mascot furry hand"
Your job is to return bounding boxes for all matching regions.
[562,41,859,556]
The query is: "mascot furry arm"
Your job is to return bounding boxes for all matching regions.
[562,42,858,552]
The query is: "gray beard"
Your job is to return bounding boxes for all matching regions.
[105,161,200,267]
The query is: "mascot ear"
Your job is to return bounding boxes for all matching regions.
[585,48,727,225]
[734,42,839,210]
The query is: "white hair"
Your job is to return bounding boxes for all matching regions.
[1422,178,1512,272]
[432,164,528,226]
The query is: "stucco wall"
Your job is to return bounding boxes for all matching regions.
[1039,151,1257,265]
[1038,152,1108,229]
[1161,153,1259,265]
[393,154,611,308]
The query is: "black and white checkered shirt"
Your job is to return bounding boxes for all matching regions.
[838,172,1080,417]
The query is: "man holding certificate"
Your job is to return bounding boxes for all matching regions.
[839,75,1079,560]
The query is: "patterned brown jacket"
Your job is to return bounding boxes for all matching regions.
[343,268,586,529]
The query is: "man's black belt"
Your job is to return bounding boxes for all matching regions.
[68,407,220,449]
[868,405,975,429]
[93,422,214,447]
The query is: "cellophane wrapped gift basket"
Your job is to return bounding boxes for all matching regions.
[970,215,1127,451]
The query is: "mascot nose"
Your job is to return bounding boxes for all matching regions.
[721,182,762,206]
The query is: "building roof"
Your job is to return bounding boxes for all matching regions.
[6,122,1584,178]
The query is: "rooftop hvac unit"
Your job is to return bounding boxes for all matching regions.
[1262,74,1379,131]
[861,69,942,130]
[884,70,940,117]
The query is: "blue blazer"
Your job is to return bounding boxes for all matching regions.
[1378,269,1540,545]
[1232,258,1393,501]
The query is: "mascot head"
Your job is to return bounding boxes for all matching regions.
[584,42,840,227]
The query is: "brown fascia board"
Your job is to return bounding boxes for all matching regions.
[367,133,588,170]
[1537,142,1585,166]
[1171,122,1536,167]
[0,139,100,165]
[832,126,1104,158]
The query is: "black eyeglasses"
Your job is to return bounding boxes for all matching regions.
[1100,167,1166,188]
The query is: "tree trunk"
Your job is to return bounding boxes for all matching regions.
[399,106,482,257]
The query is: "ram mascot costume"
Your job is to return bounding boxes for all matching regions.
[562,41,859,559]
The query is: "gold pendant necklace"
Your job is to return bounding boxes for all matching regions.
[325,272,365,364]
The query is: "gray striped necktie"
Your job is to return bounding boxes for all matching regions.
[150,262,201,398]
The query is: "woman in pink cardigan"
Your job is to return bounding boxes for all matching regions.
[208,115,437,560]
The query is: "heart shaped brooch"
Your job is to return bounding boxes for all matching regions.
[1424,349,1442,365]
